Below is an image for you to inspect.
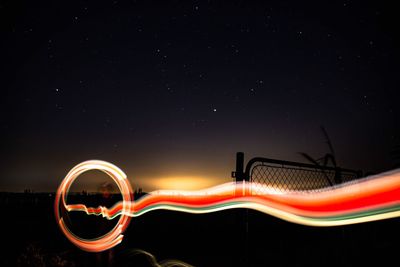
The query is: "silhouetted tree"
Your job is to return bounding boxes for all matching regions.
[299,126,342,185]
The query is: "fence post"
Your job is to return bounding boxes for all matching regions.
[235,152,245,181]
[234,152,249,196]
[234,152,248,266]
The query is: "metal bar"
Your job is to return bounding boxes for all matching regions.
[244,157,359,179]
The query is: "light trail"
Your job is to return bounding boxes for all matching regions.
[126,249,194,267]
[55,160,400,252]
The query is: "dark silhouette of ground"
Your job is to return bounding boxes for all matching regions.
[0,192,398,266]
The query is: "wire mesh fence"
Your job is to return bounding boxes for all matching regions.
[249,162,359,194]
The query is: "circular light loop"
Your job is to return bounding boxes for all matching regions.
[54,160,133,252]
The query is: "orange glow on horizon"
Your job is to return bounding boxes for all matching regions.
[142,175,223,191]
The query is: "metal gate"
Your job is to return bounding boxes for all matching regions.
[232,152,362,193]
[231,152,363,266]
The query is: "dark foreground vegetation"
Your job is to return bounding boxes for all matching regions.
[0,192,398,267]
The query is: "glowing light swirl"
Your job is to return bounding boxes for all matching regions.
[55,160,400,252]
[54,160,133,252]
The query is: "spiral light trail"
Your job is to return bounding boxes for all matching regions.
[55,160,400,252]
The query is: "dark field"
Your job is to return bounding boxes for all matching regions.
[1,193,399,267]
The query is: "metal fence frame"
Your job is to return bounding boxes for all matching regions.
[232,152,362,192]
[231,152,362,266]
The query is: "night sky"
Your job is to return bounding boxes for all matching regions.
[1,1,399,192]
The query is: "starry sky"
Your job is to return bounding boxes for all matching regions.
[1,1,399,192]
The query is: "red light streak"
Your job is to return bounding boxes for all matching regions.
[55,160,400,252]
